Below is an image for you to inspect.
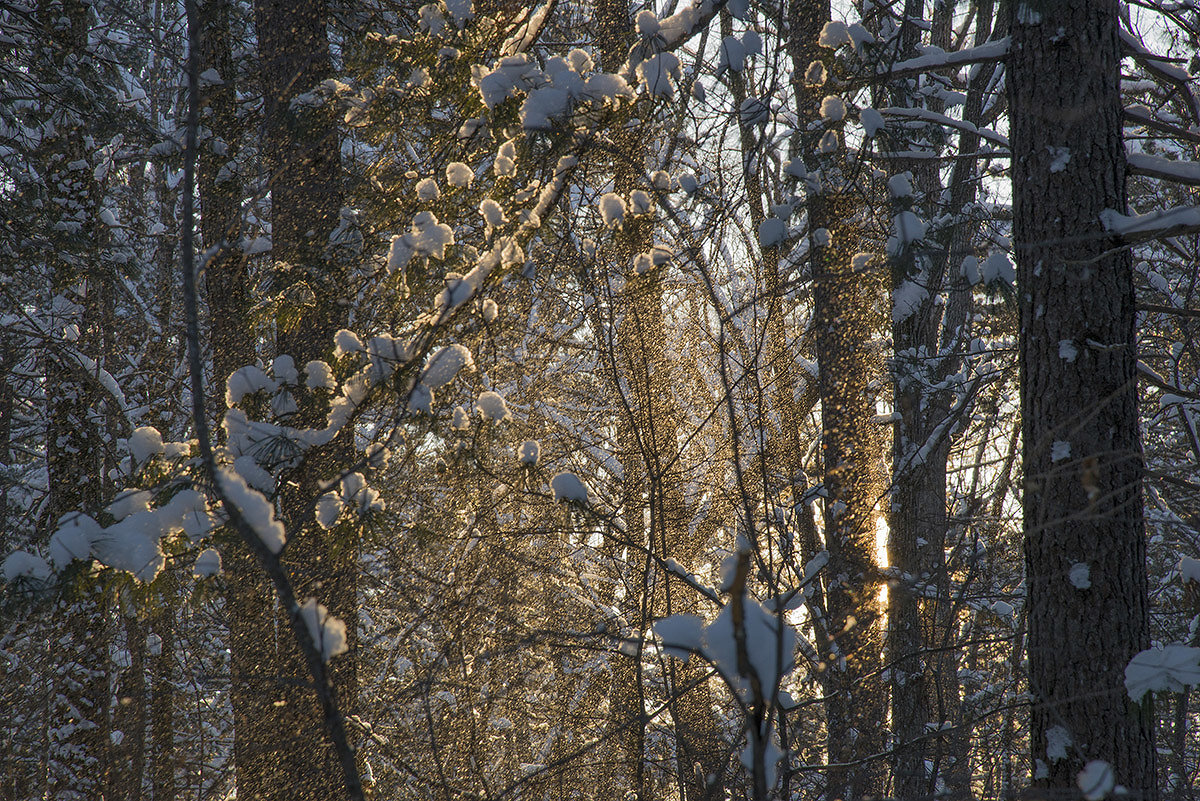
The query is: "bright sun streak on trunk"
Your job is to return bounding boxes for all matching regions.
[875,514,889,611]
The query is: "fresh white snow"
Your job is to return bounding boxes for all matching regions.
[550,472,588,504]
[299,598,349,661]
[1125,644,1200,701]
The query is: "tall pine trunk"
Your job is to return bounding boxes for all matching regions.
[251,0,357,797]
[193,1,282,797]
[1008,0,1156,795]
[788,0,889,793]
[811,189,889,801]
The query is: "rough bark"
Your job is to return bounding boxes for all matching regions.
[1008,0,1156,795]
[784,0,889,794]
[782,0,835,706]
[811,188,889,801]
[34,3,114,797]
[193,2,286,797]
[255,0,345,365]
[150,592,176,801]
[199,0,251,392]
[107,615,147,801]
[250,0,357,797]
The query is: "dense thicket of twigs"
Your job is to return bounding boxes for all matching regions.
[1,0,1199,799]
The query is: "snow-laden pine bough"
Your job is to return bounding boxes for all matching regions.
[2,0,798,798]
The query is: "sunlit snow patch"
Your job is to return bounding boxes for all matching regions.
[654,613,704,660]
[518,440,540,466]
[299,598,349,661]
[702,596,797,700]
[475,390,510,422]
[2,551,51,583]
[193,548,222,578]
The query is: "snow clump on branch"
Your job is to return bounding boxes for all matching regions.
[409,212,454,260]
[1125,644,1200,702]
[445,161,473,187]
[475,390,510,421]
[217,466,286,554]
[820,95,847,121]
[193,548,222,578]
[637,52,682,99]
[299,598,349,661]
[421,344,475,389]
[518,440,540,465]
[550,472,587,504]
[819,20,851,49]
[599,193,626,229]
[636,10,659,36]
[128,426,165,465]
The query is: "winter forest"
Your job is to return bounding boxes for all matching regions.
[2,0,1200,798]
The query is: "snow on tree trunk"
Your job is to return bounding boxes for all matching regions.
[1008,0,1156,795]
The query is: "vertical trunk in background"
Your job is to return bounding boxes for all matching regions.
[925,7,1001,797]
[35,1,113,796]
[253,0,356,798]
[108,617,147,801]
[595,3,721,797]
[810,190,888,801]
[787,0,887,795]
[778,25,838,791]
[199,0,252,389]
[40,3,105,528]
[150,584,176,800]
[594,3,664,795]
[0,335,12,547]
[195,1,280,797]
[782,0,833,677]
[256,0,345,364]
[149,55,181,801]
[884,3,935,796]
[886,0,1001,792]
[884,0,973,794]
[1008,0,1156,795]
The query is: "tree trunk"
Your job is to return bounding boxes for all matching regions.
[193,2,287,797]
[251,0,357,797]
[150,586,176,801]
[108,615,147,801]
[198,0,252,392]
[1008,0,1156,795]
[255,0,345,365]
[34,2,115,797]
[785,0,888,792]
[595,3,723,796]
[811,189,889,801]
